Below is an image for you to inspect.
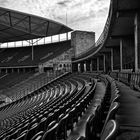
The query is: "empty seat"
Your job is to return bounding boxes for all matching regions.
[101,120,117,140]
[85,114,96,140]
[42,123,58,140]
[24,123,38,140]
[57,114,69,140]
[30,131,44,140]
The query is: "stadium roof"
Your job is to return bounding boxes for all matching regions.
[0,7,72,43]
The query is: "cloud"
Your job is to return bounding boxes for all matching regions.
[0,0,110,40]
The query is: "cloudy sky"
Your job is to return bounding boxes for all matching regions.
[0,0,110,40]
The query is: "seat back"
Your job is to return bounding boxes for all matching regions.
[85,114,96,140]
[57,114,69,140]
[30,131,44,140]
[42,123,58,140]
[15,131,27,140]
[101,120,117,140]
[37,117,47,132]
[24,123,38,140]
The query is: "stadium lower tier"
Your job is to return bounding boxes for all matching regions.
[0,72,140,140]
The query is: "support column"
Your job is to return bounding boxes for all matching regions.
[134,12,140,71]
[90,59,93,72]
[103,54,106,73]
[120,39,123,71]
[97,58,99,72]
[31,40,34,61]
[84,62,86,72]
[78,63,81,72]
[6,69,8,74]
[18,68,20,73]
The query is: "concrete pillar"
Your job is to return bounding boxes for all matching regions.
[111,48,113,71]
[18,68,20,73]
[103,54,106,72]
[120,39,123,71]
[97,58,99,72]
[78,63,81,72]
[104,51,111,73]
[6,69,8,74]
[90,59,93,72]
[113,47,120,70]
[84,62,86,72]
[134,12,140,71]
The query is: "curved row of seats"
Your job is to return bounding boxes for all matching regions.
[5,72,54,101]
[0,76,72,139]
[77,74,111,140]
[0,73,97,140]
[0,71,64,108]
[71,73,119,140]
[100,76,120,140]
[101,73,140,139]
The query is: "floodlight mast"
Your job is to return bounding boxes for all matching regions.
[27,39,34,61]
[27,38,43,61]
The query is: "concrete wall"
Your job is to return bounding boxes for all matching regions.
[71,30,95,57]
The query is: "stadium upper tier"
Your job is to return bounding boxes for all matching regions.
[0,40,71,67]
[0,7,72,43]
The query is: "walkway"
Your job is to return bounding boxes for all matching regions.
[115,81,140,138]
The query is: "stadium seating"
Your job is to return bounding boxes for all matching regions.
[0,40,71,67]
[1,71,140,140]
[0,72,99,140]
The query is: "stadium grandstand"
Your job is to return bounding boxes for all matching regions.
[0,0,140,139]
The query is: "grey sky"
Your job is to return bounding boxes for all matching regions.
[0,0,110,40]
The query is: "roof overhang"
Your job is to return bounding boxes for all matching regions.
[0,7,72,43]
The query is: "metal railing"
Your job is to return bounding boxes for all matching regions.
[73,0,113,61]
[110,71,140,90]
